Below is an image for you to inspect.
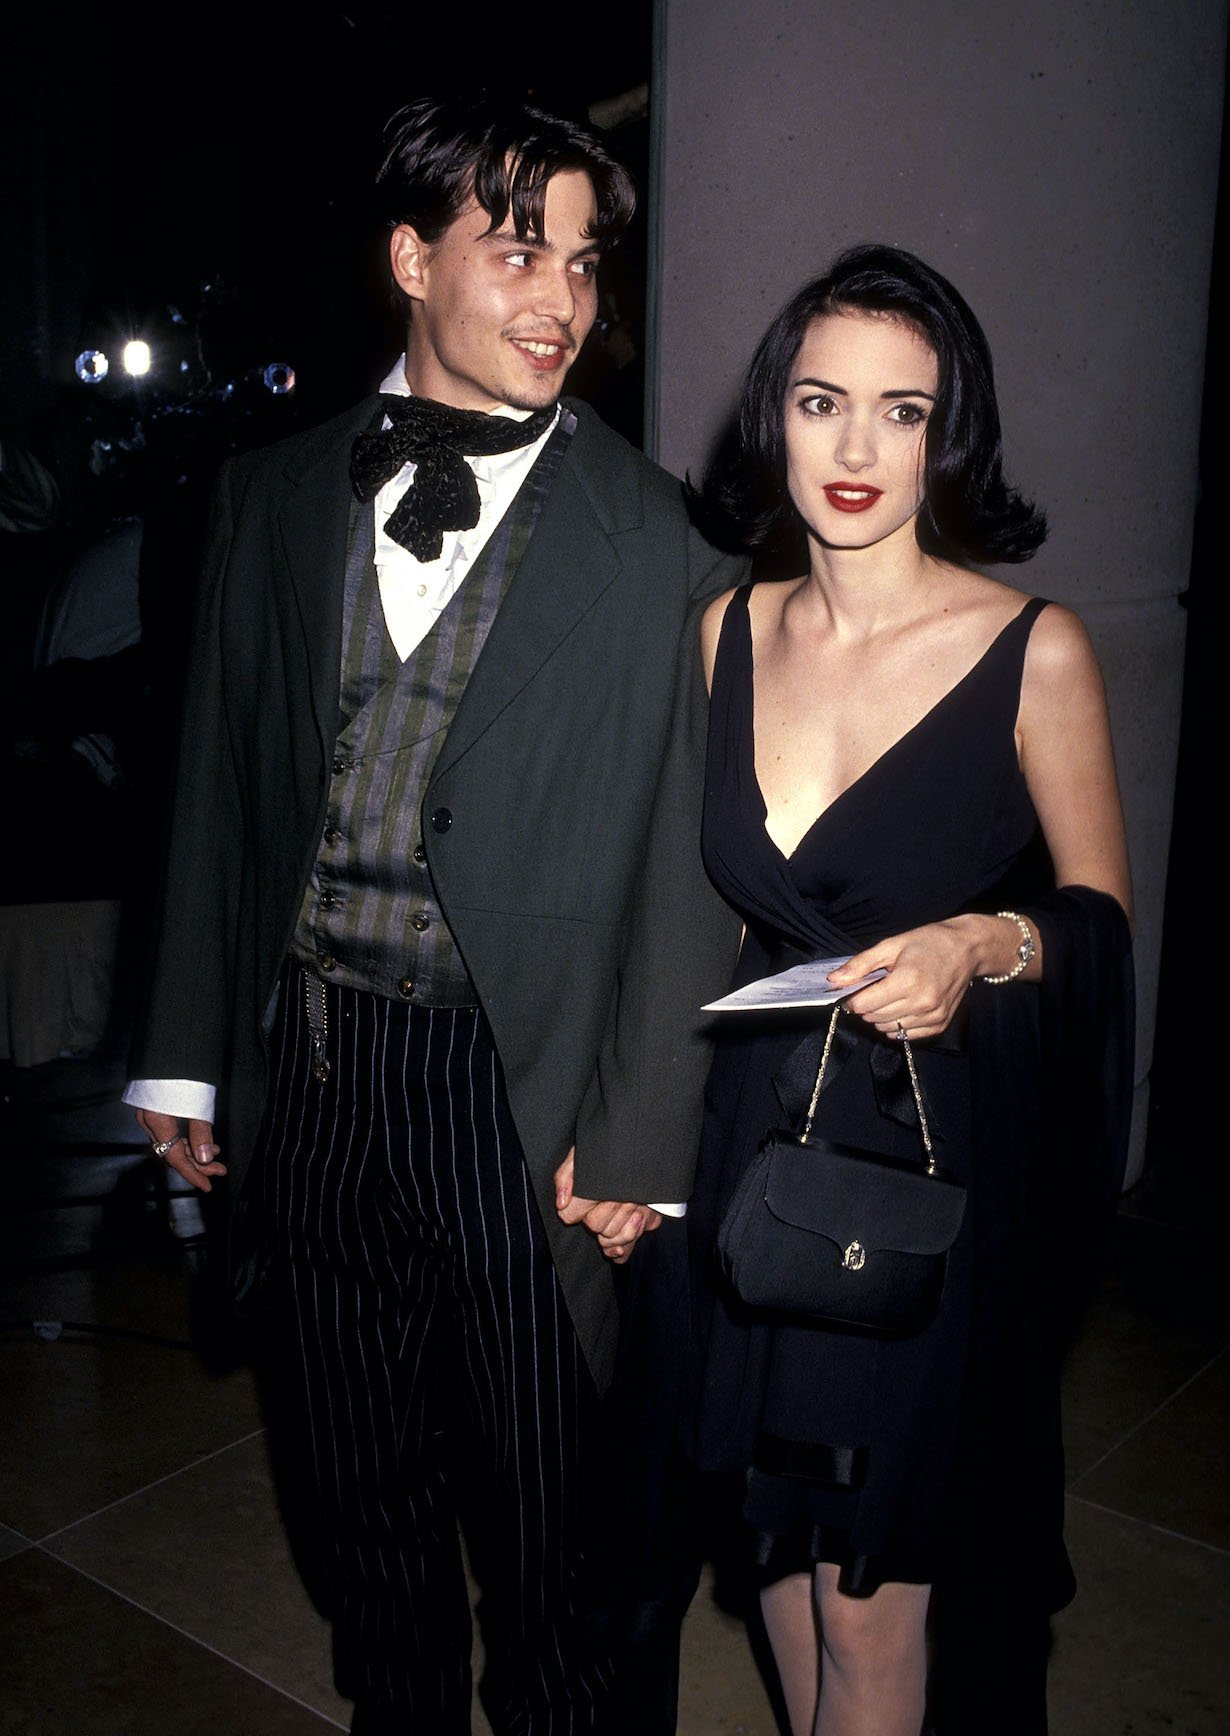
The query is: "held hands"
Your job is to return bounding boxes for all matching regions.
[134,1109,226,1193]
[826,917,992,1040]
[554,1149,662,1264]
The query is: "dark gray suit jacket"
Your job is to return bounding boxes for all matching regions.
[132,395,743,1384]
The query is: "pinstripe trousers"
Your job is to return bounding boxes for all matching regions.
[254,966,611,1734]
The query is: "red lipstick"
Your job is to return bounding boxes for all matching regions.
[823,483,883,513]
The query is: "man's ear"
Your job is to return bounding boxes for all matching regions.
[390,224,429,303]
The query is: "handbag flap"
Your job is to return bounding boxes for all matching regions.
[761,1136,967,1255]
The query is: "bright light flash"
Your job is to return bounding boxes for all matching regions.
[123,340,152,377]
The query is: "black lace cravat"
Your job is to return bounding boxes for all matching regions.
[350,393,556,563]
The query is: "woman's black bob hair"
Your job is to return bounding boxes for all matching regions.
[691,244,1046,568]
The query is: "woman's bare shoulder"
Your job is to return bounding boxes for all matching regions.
[1023,599,1102,690]
[700,586,743,686]
[1017,603,1113,780]
[938,564,1036,625]
[701,585,741,631]
[936,572,1101,695]
[700,584,742,646]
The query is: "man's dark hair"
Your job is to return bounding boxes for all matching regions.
[375,92,636,251]
[693,243,1046,568]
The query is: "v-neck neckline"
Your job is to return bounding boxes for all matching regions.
[739,591,1040,865]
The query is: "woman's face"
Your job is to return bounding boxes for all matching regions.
[784,310,939,554]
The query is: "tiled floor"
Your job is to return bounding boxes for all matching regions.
[3,1034,1227,1735]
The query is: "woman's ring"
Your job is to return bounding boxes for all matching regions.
[150,1136,183,1158]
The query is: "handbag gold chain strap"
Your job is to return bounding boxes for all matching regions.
[800,1005,936,1175]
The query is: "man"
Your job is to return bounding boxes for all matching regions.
[125,93,739,1734]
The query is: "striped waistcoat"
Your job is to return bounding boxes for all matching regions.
[289,414,574,1006]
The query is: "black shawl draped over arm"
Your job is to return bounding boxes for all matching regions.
[930,884,1134,1728]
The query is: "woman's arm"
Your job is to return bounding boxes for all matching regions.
[829,603,1132,1037]
[1015,603,1133,922]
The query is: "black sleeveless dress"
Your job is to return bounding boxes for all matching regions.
[687,584,1054,1597]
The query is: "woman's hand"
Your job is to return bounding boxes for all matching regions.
[827,914,1017,1040]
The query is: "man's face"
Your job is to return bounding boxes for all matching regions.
[393,167,601,412]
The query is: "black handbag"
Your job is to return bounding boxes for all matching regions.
[716,1004,967,1335]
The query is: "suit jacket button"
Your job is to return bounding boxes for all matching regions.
[431,808,452,834]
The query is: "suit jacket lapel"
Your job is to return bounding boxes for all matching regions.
[274,399,378,754]
[265,396,636,783]
[431,409,623,781]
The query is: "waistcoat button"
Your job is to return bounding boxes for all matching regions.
[411,913,429,933]
[318,953,336,973]
[412,844,427,864]
[398,979,414,998]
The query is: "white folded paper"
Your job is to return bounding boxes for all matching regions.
[702,955,888,1013]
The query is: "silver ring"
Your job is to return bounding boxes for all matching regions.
[150,1136,183,1158]
[895,1021,907,1041]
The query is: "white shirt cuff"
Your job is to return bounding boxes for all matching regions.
[122,1079,217,1122]
[648,1201,686,1218]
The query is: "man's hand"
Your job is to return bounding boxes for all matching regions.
[134,1109,227,1193]
[553,1149,662,1264]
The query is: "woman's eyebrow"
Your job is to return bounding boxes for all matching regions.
[791,377,936,401]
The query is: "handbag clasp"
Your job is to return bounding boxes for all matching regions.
[842,1240,866,1271]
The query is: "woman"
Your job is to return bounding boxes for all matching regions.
[686,246,1133,1736]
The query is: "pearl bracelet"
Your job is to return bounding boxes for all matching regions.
[980,910,1036,984]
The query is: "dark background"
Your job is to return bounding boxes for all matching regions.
[2,2,656,417]
[0,0,655,930]
[2,2,655,680]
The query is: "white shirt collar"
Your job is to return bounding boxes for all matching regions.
[376,355,559,484]
[370,356,560,661]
